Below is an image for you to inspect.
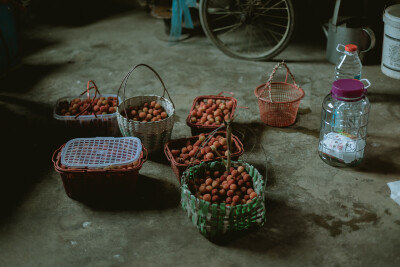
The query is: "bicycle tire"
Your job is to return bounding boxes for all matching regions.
[199,0,295,61]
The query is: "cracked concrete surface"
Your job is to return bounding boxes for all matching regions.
[0,7,400,267]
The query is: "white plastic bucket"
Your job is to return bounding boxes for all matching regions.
[382,4,400,79]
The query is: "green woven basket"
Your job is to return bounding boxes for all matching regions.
[181,161,266,238]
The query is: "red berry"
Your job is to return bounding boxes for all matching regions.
[212,195,219,202]
[203,194,211,202]
[212,181,219,188]
[243,174,251,182]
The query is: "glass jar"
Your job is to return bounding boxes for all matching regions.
[318,79,371,167]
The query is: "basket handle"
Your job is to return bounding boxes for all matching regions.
[117,64,175,118]
[51,145,63,166]
[263,61,298,103]
[217,91,235,97]
[74,80,101,119]
[141,146,148,164]
[164,143,173,161]
[266,61,297,87]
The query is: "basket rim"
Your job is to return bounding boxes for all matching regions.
[186,95,237,129]
[116,95,175,124]
[181,160,265,208]
[164,131,244,167]
[53,144,147,174]
[53,94,121,120]
[254,82,305,104]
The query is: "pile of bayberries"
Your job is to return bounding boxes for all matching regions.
[189,98,234,126]
[188,166,258,206]
[170,134,236,165]
[57,96,118,116]
[60,160,140,170]
[122,101,168,122]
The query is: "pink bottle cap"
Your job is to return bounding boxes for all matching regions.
[331,79,366,101]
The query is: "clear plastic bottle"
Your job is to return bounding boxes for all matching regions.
[318,79,371,167]
[334,44,362,81]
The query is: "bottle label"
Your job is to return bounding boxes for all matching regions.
[319,132,365,163]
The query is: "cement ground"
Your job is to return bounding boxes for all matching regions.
[0,6,399,267]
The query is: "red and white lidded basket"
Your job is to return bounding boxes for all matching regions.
[60,137,142,169]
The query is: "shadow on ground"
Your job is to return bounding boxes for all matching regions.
[29,0,138,27]
[0,63,64,93]
[75,175,180,211]
[354,135,400,175]
[210,197,308,256]
[0,94,67,220]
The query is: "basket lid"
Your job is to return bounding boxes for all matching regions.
[61,137,142,168]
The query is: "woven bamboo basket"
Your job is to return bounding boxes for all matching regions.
[181,161,266,239]
[116,64,175,154]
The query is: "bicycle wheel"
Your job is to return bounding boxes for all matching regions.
[199,0,295,60]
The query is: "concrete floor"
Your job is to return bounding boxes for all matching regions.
[1,7,400,267]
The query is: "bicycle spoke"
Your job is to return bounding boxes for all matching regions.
[216,23,242,36]
[260,21,288,29]
[252,13,289,20]
[200,0,294,60]
[213,23,242,32]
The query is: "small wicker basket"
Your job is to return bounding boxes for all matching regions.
[186,92,237,136]
[116,64,175,154]
[164,131,244,182]
[254,62,304,127]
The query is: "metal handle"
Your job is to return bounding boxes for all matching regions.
[332,0,342,27]
[360,27,376,54]
[117,64,175,119]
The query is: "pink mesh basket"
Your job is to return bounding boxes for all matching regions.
[254,62,305,127]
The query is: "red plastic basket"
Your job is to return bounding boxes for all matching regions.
[53,80,121,137]
[52,143,147,200]
[164,131,244,183]
[254,62,304,127]
[186,92,237,135]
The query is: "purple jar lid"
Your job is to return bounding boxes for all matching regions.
[331,79,366,101]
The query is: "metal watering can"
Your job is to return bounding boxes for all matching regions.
[323,0,376,64]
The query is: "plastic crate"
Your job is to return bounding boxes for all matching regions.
[53,93,121,137]
[61,137,142,169]
[164,131,244,183]
[52,137,147,200]
[186,92,237,136]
